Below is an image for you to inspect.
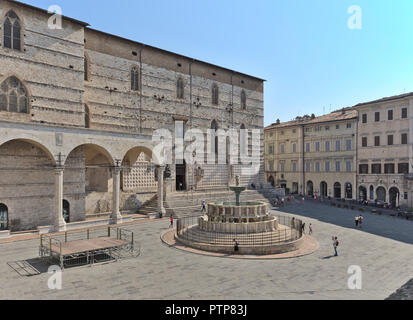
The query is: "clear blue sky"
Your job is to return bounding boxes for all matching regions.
[24,0,413,126]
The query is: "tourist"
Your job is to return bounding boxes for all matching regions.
[359,215,364,228]
[291,217,296,229]
[233,239,239,253]
[309,223,313,235]
[281,198,285,207]
[170,214,174,228]
[332,236,339,256]
[301,223,306,234]
[355,216,359,228]
[201,201,206,213]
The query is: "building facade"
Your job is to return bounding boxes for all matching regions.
[0,0,265,233]
[355,93,413,208]
[265,110,357,199]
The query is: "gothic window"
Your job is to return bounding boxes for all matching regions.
[131,67,139,91]
[211,120,218,155]
[84,55,89,81]
[0,76,29,113]
[177,78,184,99]
[241,90,246,110]
[85,104,91,128]
[3,11,21,51]
[212,84,219,105]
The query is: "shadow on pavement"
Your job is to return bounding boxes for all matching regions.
[7,258,52,277]
[275,201,413,245]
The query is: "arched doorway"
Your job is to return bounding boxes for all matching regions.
[307,181,314,196]
[376,187,386,202]
[0,139,56,231]
[268,176,275,187]
[122,148,158,193]
[389,187,400,208]
[334,182,341,199]
[0,204,8,230]
[63,200,70,223]
[359,186,367,201]
[320,182,328,197]
[345,183,353,199]
[369,185,374,200]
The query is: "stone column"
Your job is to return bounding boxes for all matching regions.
[157,165,166,218]
[54,167,66,232]
[111,166,122,224]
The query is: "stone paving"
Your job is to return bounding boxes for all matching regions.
[1,200,413,300]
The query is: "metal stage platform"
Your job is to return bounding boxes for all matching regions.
[39,227,140,270]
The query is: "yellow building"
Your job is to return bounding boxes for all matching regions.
[265,110,358,199]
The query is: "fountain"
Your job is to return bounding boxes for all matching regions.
[229,175,246,206]
[172,176,307,256]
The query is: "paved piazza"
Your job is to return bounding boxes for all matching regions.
[1,201,413,300]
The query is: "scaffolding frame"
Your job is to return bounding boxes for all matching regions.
[39,227,140,270]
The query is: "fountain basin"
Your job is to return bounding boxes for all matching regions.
[207,201,269,221]
[199,216,278,234]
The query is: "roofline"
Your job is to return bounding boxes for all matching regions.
[265,112,358,130]
[86,27,266,82]
[352,92,413,108]
[7,0,89,26]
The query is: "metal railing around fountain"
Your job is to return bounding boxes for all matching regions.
[175,215,303,247]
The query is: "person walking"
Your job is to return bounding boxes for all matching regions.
[170,214,174,228]
[355,216,359,228]
[309,223,313,235]
[233,239,239,253]
[332,236,339,256]
[201,200,206,213]
[291,217,296,229]
[359,215,364,228]
[301,223,306,234]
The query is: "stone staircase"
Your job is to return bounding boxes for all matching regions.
[163,188,277,218]
[134,187,281,218]
[135,195,159,216]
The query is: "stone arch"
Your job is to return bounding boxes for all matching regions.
[121,146,158,192]
[0,138,56,165]
[389,187,400,208]
[345,182,353,199]
[369,185,374,200]
[334,182,341,199]
[122,146,154,167]
[0,203,8,230]
[65,144,115,194]
[268,175,275,187]
[376,186,386,202]
[0,138,56,231]
[320,181,328,197]
[307,181,314,196]
[359,185,367,201]
[64,143,114,166]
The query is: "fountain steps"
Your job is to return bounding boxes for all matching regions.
[178,225,296,246]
